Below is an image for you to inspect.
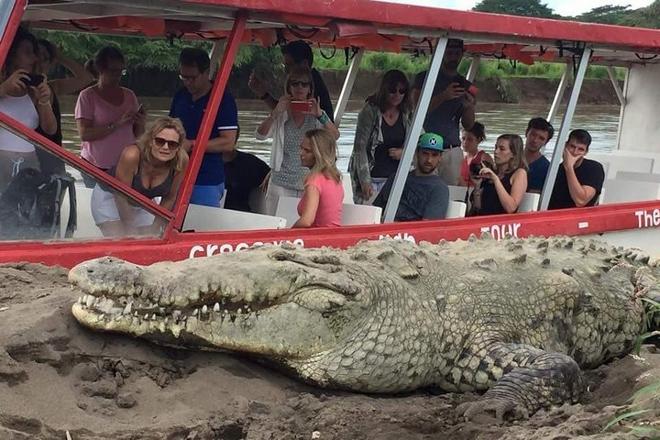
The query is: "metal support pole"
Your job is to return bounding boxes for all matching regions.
[208,40,225,80]
[383,38,448,223]
[546,62,570,124]
[539,48,592,211]
[333,48,364,127]
[606,66,626,106]
[465,56,480,82]
[615,67,630,151]
[169,12,246,232]
[0,0,26,69]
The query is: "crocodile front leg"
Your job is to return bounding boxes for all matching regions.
[457,343,585,421]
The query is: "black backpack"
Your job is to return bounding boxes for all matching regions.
[0,168,77,240]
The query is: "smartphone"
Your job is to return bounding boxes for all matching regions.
[20,73,44,87]
[290,100,313,113]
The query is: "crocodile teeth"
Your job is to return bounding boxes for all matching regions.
[202,305,208,314]
[213,303,220,313]
[193,308,199,317]
[144,313,149,320]
[123,302,132,315]
[85,295,95,308]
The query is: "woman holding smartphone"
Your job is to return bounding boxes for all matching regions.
[256,65,339,215]
[470,134,527,215]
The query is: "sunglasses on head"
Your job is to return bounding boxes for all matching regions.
[290,80,311,88]
[388,86,407,95]
[154,136,181,150]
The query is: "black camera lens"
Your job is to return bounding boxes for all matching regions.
[469,162,481,176]
[20,74,44,87]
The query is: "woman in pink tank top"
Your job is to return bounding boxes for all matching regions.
[294,128,344,228]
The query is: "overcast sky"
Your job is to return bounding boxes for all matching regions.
[381,0,653,16]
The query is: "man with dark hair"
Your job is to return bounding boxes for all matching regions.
[248,40,334,121]
[411,38,476,186]
[374,133,449,221]
[169,47,238,207]
[524,117,554,193]
[548,129,605,209]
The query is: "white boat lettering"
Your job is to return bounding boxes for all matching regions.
[188,239,305,258]
[379,233,416,244]
[480,223,521,240]
[634,209,660,228]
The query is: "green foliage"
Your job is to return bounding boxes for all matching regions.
[576,4,633,25]
[473,0,557,18]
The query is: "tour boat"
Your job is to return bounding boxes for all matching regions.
[0,0,659,268]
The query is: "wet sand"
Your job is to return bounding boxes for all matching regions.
[0,263,658,440]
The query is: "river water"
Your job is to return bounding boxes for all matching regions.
[59,96,620,172]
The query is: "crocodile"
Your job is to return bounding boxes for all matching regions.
[69,236,660,420]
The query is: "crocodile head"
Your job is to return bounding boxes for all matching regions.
[70,240,440,391]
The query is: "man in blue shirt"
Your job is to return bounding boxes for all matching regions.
[523,117,554,193]
[169,48,238,207]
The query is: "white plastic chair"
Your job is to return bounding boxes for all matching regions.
[184,203,286,231]
[446,200,467,219]
[274,196,300,227]
[341,173,354,204]
[518,192,540,212]
[341,204,382,225]
[615,171,660,183]
[601,179,660,204]
[448,185,468,202]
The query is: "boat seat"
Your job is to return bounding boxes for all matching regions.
[448,185,468,202]
[601,179,660,204]
[184,203,287,231]
[446,200,467,219]
[587,153,652,179]
[518,192,540,212]
[615,171,660,183]
[275,196,382,226]
[61,185,103,239]
[341,173,354,204]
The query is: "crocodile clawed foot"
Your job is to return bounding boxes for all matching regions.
[456,397,530,423]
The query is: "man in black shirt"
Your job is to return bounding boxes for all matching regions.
[248,40,334,121]
[223,149,270,213]
[548,129,605,209]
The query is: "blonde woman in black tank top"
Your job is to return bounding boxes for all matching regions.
[91,117,189,237]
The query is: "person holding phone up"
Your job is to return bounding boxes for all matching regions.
[469,134,528,216]
[0,27,56,192]
[256,65,339,215]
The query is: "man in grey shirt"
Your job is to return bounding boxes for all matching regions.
[374,133,449,221]
[411,39,476,185]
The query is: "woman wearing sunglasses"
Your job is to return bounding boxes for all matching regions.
[90,117,189,237]
[256,65,339,215]
[349,69,412,204]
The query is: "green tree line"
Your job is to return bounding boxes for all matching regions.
[32,0,658,81]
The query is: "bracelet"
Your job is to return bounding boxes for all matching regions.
[317,111,330,125]
[37,100,50,106]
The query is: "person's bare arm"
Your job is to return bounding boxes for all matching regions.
[200,129,238,153]
[461,93,476,131]
[31,80,57,135]
[112,145,141,233]
[49,52,95,96]
[292,184,320,228]
[77,110,135,142]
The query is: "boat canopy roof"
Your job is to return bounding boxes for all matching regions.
[22,0,660,66]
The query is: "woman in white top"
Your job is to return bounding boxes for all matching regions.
[0,27,56,192]
[256,65,339,215]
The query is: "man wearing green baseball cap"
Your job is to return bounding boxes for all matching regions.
[374,132,449,221]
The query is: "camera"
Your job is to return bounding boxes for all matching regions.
[469,161,495,177]
[20,73,45,87]
[290,100,313,113]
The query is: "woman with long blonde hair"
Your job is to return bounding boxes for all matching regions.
[293,128,343,228]
[91,117,189,236]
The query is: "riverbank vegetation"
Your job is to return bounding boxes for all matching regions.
[32,0,657,82]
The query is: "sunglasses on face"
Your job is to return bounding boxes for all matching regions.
[290,80,311,88]
[387,86,407,95]
[153,136,181,150]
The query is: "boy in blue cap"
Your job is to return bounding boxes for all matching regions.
[374,132,449,221]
